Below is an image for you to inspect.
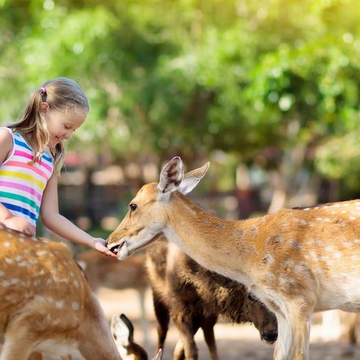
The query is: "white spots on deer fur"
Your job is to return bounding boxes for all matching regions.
[5,257,13,265]
[300,220,307,226]
[10,278,20,285]
[55,300,65,309]
[263,253,274,264]
[52,319,61,326]
[284,259,294,267]
[349,216,356,221]
[351,255,360,261]
[72,302,80,310]
[334,252,342,259]
[288,239,302,249]
[35,295,45,302]
[1,280,10,287]
[354,239,360,244]
[36,250,48,256]
[215,223,225,230]
[315,239,323,245]
[306,250,318,261]
[250,225,258,236]
[304,208,310,211]
[293,264,308,274]
[73,279,79,288]
[0,270,5,277]
[306,239,314,245]
[14,255,22,262]
[3,241,10,247]
[344,241,352,248]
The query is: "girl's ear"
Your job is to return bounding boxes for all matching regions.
[41,102,49,113]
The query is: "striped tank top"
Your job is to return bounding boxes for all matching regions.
[0,128,54,233]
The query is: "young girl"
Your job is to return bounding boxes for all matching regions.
[0,77,116,258]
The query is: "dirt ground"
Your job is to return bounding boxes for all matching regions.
[97,287,360,360]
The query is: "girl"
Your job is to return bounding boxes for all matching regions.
[0,77,116,258]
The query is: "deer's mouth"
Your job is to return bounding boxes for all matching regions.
[108,240,125,253]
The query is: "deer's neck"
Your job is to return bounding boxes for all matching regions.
[164,193,264,285]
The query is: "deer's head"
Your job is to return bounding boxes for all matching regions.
[107,157,209,260]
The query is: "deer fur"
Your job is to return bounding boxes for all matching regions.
[107,156,360,360]
[146,238,277,360]
[76,250,149,346]
[0,226,121,360]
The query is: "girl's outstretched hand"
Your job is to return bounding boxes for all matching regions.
[92,238,118,258]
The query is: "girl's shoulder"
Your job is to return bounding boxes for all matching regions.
[0,128,14,163]
[0,128,13,147]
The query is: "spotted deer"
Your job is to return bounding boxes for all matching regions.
[107,156,360,360]
[76,250,149,346]
[0,225,121,360]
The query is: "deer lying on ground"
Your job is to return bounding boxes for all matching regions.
[0,225,121,360]
[107,156,360,360]
[76,250,149,346]
[111,313,163,360]
[146,239,277,359]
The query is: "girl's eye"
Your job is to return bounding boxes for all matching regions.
[64,125,71,130]
[129,203,137,212]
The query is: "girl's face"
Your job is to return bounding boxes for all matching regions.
[43,105,88,148]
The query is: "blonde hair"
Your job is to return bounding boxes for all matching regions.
[9,77,89,173]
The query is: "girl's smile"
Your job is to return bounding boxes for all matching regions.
[44,106,88,148]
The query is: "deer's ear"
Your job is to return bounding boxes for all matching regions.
[178,162,210,195]
[157,156,184,195]
[111,314,130,346]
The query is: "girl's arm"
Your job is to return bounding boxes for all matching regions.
[40,173,117,258]
[0,129,34,235]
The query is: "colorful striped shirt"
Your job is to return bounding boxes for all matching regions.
[0,128,54,233]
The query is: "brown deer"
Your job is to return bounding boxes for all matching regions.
[0,225,121,360]
[146,239,277,360]
[107,156,360,360]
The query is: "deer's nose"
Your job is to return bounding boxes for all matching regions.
[262,330,278,344]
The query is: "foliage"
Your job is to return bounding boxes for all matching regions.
[2,0,360,197]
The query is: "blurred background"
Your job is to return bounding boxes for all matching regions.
[2,0,360,239]
[2,1,360,358]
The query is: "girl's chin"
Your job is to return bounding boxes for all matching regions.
[47,139,61,148]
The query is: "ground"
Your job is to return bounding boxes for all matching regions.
[97,287,360,360]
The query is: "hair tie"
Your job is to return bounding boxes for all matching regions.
[40,87,47,101]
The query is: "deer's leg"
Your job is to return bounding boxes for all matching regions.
[201,315,219,360]
[0,325,35,360]
[288,314,311,360]
[172,312,198,360]
[137,288,149,347]
[273,313,291,360]
[153,294,170,351]
[273,302,311,360]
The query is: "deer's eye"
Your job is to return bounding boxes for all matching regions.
[129,203,137,212]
